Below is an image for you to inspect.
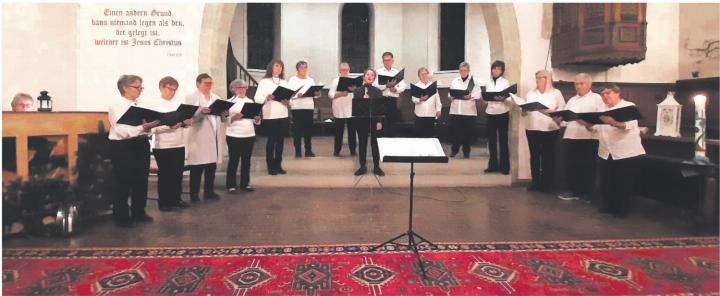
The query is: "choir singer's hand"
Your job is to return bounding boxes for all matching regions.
[493,95,504,102]
[171,122,183,129]
[521,110,528,117]
[552,116,562,125]
[232,113,244,121]
[435,111,442,119]
[599,115,616,125]
[266,94,275,101]
[348,85,357,92]
[182,119,193,126]
[142,120,160,131]
[420,95,429,101]
[463,95,472,100]
[336,91,348,98]
[201,107,211,114]
[314,90,322,97]
[376,122,382,131]
[281,99,290,106]
[387,79,397,88]
[254,116,262,124]
[221,110,229,117]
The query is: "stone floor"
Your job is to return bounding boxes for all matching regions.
[4,185,710,249]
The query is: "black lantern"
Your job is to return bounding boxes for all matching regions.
[37,91,52,112]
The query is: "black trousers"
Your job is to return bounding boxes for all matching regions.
[599,155,640,216]
[226,136,255,189]
[110,137,150,223]
[354,117,383,168]
[486,112,509,172]
[450,114,476,155]
[152,147,185,208]
[334,118,357,154]
[263,118,289,171]
[189,163,216,196]
[291,109,314,154]
[564,139,599,196]
[384,96,399,137]
[414,116,436,138]
[526,130,559,191]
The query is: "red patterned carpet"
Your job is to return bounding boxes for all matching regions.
[3,237,719,295]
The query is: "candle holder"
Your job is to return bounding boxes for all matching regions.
[692,94,710,164]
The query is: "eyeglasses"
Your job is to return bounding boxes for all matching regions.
[234,86,248,89]
[128,85,144,91]
[164,86,178,92]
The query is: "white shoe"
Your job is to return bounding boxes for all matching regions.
[557,192,579,201]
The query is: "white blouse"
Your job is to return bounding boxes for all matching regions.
[411,81,442,118]
[108,96,150,141]
[484,76,511,115]
[449,76,482,116]
[328,76,354,119]
[522,88,566,132]
[562,91,604,140]
[254,77,289,120]
[226,96,259,138]
[150,96,185,149]
[374,67,408,98]
[594,100,646,160]
[287,75,316,110]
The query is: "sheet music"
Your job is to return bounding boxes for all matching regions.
[378,138,446,161]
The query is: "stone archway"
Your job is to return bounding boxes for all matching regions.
[198,3,237,98]
[479,3,523,184]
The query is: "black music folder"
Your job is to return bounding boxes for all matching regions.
[300,85,324,98]
[481,84,517,102]
[550,106,642,125]
[410,82,438,98]
[336,76,363,92]
[208,99,234,115]
[518,101,549,112]
[449,78,475,100]
[240,102,263,118]
[117,106,163,126]
[378,69,405,85]
[272,85,302,101]
[160,104,199,126]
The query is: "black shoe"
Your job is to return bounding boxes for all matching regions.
[500,170,510,175]
[276,168,287,175]
[240,186,255,192]
[205,192,220,200]
[305,151,316,157]
[133,214,154,223]
[333,152,340,157]
[484,167,498,173]
[115,220,134,228]
[295,151,302,158]
[159,206,174,212]
[354,166,367,176]
[350,151,357,156]
[190,195,200,202]
[268,169,277,175]
[176,201,191,208]
[373,167,385,176]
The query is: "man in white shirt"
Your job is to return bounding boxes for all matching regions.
[328,62,357,156]
[288,61,321,157]
[108,74,160,227]
[554,73,604,201]
[593,84,646,217]
[374,52,407,136]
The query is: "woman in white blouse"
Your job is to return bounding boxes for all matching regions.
[226,79,261,193]
[593,84,646,218]
[328,62,357,156]
[521,70,565,192]
[151,76,193,211]
[254,59,290,175]
[484,60,511,174]
[411,67,442,138]
[448,62,482,158]
[288,61,321,158]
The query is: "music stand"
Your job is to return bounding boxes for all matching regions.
[370,138,448,278]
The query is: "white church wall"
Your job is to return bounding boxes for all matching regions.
[678,3,720,79]
[3,3,79,111]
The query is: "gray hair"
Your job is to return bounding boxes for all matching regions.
[11,92,33,108]
[459,61,471,70]
[339,62,350,70]
[575,73,592,85]
[417,67,429,76]
[229,79,247,90]
[535,69,556,92]
[117,74,142,95]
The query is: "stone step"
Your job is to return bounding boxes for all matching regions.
[241,173,511,188]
